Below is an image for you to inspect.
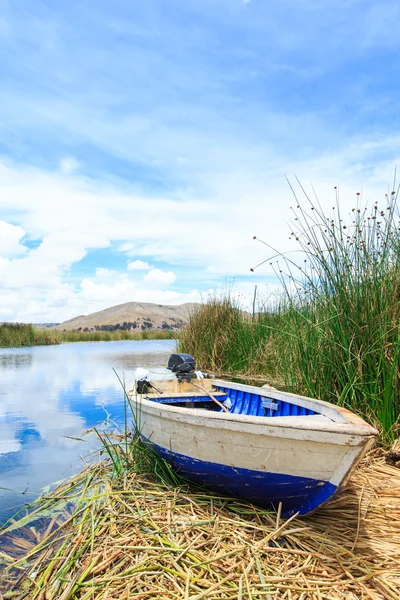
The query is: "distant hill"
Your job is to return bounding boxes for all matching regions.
[55,301,200,332]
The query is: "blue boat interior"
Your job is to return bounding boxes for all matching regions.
[148,384,319,418]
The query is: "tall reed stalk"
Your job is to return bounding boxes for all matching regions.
[268,183,400,440]
[178,296,280,380]
[94,373,185,487]
[180,184,400,440]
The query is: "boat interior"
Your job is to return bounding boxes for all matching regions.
[140,375,321,418]
[135,353,325,419]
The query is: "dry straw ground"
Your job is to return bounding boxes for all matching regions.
[0,442,399,600]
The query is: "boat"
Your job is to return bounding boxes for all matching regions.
[128,354,378,516]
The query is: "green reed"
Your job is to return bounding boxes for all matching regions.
[59,328,176,343]
[91,370,186,490]
[178,295,281,382]
[0,323,176,347]
[0,323,59,347]
[180,184,400,440]
[269,182,400,440]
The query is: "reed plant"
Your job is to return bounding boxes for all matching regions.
[0,323,59,347]
[269,184,400,440]
[180,184,400,440]
[60,328,176,342]
[93,372,184,487]
[178,296,281,382]
[0,324,176,347]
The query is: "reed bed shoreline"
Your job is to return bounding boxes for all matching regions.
[179,188,400,442]
[0,323,176,348]
[1,439,399,599]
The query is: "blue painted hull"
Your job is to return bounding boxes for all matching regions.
[150,439,337,516]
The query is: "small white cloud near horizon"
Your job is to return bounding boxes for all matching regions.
[143,268,176,286]
[127,259,153,271]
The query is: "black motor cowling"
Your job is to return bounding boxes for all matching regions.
[136,379,151,394]
[167,353,196,374]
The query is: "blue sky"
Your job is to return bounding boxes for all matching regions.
[0,0,399,322]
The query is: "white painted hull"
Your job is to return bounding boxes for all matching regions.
[128,379,377,515]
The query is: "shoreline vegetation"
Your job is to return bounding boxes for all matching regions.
[179,189,400,442]
[0,322,176,347]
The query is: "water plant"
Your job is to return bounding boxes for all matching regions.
[0,323,59,347]
[264,181,400,440]
[178,295,281,384]
[0,323,176,347]
[93,372,184,488]
[180,182,400,440]
[59,328,176,343]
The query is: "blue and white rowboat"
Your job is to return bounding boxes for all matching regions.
[129,361,377,516]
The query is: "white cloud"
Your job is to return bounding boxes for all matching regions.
[0,229,110,290]
[0,221,27,257]
[0,134,399,322]
[119,242,136,254]
[127,259,153,271]
[143,268,176,286]
[60,157,80,174]
[95,268,118,277]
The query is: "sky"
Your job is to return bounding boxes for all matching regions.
[1,0,400,323]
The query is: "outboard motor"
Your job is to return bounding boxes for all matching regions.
[167,354,196,380]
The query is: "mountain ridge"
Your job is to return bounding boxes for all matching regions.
[55,301,200,331]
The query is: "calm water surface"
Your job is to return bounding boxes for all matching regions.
[0,339,176,525]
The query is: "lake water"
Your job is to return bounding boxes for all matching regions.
[0,339,176,525]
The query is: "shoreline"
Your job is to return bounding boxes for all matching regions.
[0,322,177,348]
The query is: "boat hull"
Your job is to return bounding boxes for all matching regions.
[148,439,337,515]
[134,391,376,516]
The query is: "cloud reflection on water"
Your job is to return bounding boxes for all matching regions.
[0,339,175,523]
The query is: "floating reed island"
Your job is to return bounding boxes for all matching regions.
[1,437,399,600]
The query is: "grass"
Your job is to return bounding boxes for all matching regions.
[92,373,184,487]
[0,323,60,347]
[178,296,282,384]
[0,323,176,347]
[179,184,400,440]
[59,328,176,343]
